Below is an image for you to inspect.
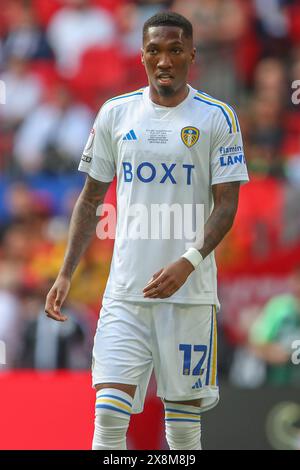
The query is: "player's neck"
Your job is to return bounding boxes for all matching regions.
[149,84,189,108]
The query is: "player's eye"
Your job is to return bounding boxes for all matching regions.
[172,48,182,54]
[148,49,158,55]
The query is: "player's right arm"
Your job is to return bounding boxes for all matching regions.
[45,175,110,321]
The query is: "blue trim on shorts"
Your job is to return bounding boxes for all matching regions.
[205,306,214,386]
[96,393,132,407]
[165,408,201,416]
[95,404,131,416]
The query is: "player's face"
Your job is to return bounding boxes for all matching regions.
[142,26,195,102]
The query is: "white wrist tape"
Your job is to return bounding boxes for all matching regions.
[181,247,203,269]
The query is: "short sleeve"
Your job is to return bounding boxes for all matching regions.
[78,105,115,182]
[210,107,249,185]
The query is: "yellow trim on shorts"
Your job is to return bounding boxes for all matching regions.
[211,305,218,386]
[165,412,201,420]
[96,398,132,414]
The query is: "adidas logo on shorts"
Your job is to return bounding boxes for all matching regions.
[192,378,202,389]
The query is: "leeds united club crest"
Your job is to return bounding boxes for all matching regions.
[181,127,200,148]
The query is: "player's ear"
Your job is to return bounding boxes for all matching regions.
[141,48,145,66]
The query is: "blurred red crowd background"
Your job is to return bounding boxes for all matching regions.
[0,1,300,444]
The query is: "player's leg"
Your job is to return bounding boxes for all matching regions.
[92,298,153,450]
[153,304,219,451]
[92,383,136,450]
[163,398,202,450]
[96,383,136,397]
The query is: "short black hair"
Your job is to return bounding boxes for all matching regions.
[143,12,193,41]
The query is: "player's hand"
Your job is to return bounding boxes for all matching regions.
[265,343,290,365]
[45,275,71,322]
[143,258,194,299]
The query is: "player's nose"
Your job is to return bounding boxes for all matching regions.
[157,53,172,69]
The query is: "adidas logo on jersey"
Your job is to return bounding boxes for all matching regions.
[192,378,202,389]
[123,129,138,141]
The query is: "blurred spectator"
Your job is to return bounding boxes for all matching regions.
[249,266,300,385]
[1,3,53,64]
[117,0,171,57]
[253,57,287,104]
[16,285,91,369]
[172,0,248,102]
[47,0,116,77]
[247,94,284,178]
[0,263,22,368]
[284,53,300,185]
[1,184,54,267]
[0,55,43,129]
[13,83,93,174]
[0,181,96,370]
[1,222,35,265]
[3,182,53,225]
[254,0,291,57]
[114,1,171,90]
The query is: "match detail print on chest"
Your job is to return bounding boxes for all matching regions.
[120,123,201,161]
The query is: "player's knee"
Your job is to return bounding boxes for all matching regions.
[164,402,202,450]
[93,388,133,450]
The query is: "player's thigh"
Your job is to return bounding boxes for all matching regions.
[92,299,153,392]
[153,304,218,410]
[95,383,137,399]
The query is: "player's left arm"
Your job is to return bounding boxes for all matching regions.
[143,181,240,299]
[199,181,240,258]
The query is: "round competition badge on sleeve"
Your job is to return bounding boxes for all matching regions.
[181,127,199,148]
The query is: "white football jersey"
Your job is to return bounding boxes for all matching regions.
[78,85,249,305]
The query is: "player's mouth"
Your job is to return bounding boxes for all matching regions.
[157,73,174,86]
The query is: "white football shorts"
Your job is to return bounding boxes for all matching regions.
[92,297,219,414]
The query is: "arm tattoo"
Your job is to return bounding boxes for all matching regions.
[199,182,240,259]
[59,175,110,278]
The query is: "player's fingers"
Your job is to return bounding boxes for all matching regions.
[143,288,157,297]
[145,269,164,285]
[157,287,178,298]
[154,277,180,298]
[143,282,165,297]
[45,290,56,314]
[143,279,171,297]
[45,290,67,321]
[153,269,164,279]
[143,282,162,294]
[144,289,173,298]
[54,289,66,312]
[158,290,175,298]
[45,308,68,322]
[144,291,160,299]
[143,272,168,292]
